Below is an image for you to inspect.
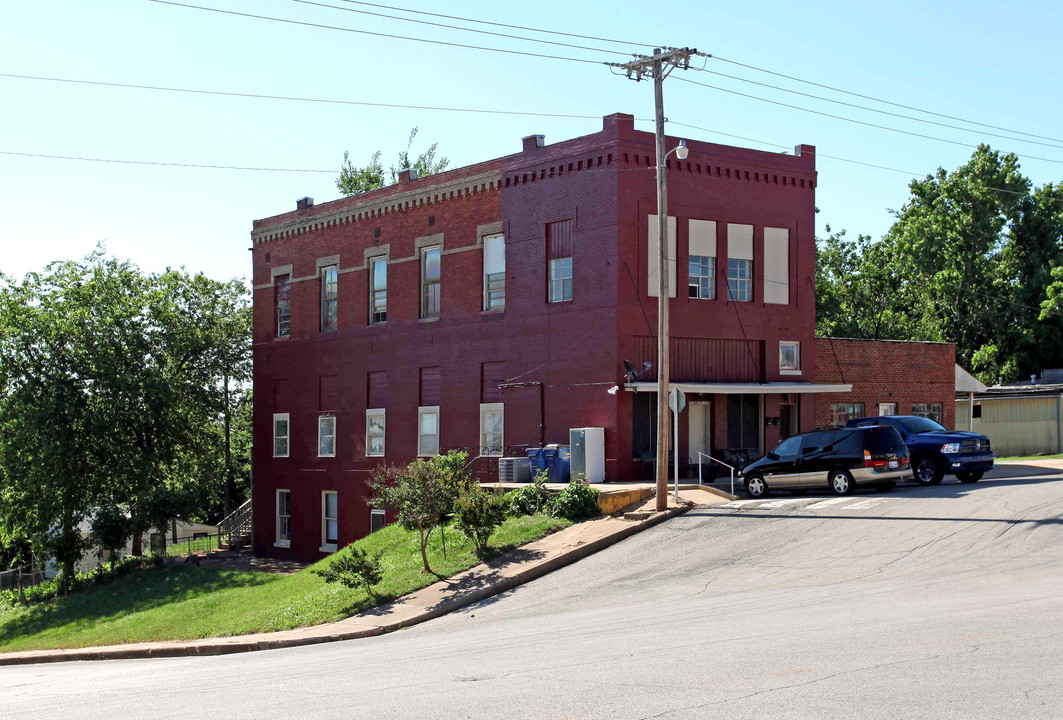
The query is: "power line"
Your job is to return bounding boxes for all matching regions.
[326,0,651,49]
[0,72,623,120]
[286,0,628,57]
[148,1,610,66]
[691,66,1063,151]
[0,150,335,173]
[675,76,1063,168]
[711,55,1063,145]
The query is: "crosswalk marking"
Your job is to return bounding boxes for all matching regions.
[755,498,810,509]
[724,496,897,513]
[804,497,854,510]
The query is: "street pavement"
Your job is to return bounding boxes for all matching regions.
[2,464,1062,719]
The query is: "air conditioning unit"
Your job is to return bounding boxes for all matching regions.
[498,457,532,483]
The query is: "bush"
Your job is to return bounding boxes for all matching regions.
[509,470,550,516]
[0,556,151,608]
[313,546,384,599]
[546,481,601,521]
[455,484,511,556]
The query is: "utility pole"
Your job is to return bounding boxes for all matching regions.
[610,47,700,511]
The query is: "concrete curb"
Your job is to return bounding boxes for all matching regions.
[0,503,692,667]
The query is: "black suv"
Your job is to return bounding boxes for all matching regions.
[846,415,994,485]
[741,425,910,498]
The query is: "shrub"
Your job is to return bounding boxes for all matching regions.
[0,556,151,608]
[546,481,601,521]
[313,546,384,599]
[455,484,510,556]
[509,470,550,516]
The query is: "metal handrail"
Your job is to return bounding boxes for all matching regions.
[697,452,736,496]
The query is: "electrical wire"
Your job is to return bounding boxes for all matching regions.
[675,76,1063,168]
[710,55,1063,145]
[0,72,622,120]
[691,67,1063,151]
[0,150,335,172]
[326,0,651,49]
[148,1,611,66]
[286,0,630,57]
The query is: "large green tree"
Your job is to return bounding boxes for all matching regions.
[817,146,1063,384]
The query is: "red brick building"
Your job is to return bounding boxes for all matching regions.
[250,113,953,560]
[813,338,956,429]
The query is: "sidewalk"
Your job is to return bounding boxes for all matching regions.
[0,488,727,666]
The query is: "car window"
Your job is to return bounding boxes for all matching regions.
[864,426,906,454]
[772,436,802,458]
[801,431,835,456]
[899,416,946,434]
[833,430,863,454]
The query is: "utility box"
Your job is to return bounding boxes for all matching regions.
[569,427,605,483]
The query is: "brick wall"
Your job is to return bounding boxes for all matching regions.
[814,338,956,428]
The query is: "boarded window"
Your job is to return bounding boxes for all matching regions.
[481,361,505,403]
[546,219,574,259]
[647,214,677,298]
[368,371,387,408]
[319,375,338,411]
[273,378,292,411]
[763,227,789,305]
[419,367,441,406]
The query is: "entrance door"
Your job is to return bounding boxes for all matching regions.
[879,403,897,416]
[688,401,711,463]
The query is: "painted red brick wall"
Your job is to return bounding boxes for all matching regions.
[813,338,956,428]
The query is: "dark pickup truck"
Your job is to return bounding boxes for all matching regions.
[846,415,994,485]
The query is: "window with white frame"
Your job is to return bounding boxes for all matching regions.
[779,341,801,372]
[421,246,441,318]
[320,264,338,332]
[418,406,439,457]
[366,408,385,457]
[479,403,504,457]
[370,508,387,534]
[548,257,572,303]
[688,218,717,300]
[273,413,290,457]
[727,223,753,303]
[275,275,291,338]
[275,490,291,547]
[369,256,387,324]
[318,415,336,457]
[483,233,505,310]
[321,491,338,552]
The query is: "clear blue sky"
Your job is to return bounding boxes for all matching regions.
[2,0,1061,283]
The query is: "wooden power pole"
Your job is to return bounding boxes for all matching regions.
[610,48,701,511]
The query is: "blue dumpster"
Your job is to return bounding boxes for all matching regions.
[526,446,571,482]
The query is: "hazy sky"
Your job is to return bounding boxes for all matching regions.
[2,0,1060,282]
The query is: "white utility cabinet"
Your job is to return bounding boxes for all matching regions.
[569,427,606,483]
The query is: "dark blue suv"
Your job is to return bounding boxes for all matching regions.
[846,415,994,486]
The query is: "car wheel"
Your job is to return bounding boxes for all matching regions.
[957,471,984,484]
[875,481,896,493]
[913,456,944,486]
[745,474,769,498]
[829,468,855,496]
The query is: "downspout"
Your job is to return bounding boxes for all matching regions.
[969,392,974,433]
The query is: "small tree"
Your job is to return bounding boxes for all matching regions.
[313,546,383,599]
[90,503,131,570]
[455,485,510,557]
[369,462,449,574]
[426,450,471,558]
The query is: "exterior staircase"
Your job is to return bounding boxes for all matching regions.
[217,499,252,553]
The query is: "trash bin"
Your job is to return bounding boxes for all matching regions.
[525,447,548,478]
[545,444,571,483]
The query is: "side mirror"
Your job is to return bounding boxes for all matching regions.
[767,452,779,461]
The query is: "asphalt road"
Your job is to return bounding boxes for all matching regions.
[3,464,1062,720]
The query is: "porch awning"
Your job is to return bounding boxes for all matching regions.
[624,381,853,395]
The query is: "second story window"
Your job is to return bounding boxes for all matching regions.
[727,259,752,302]
[779,341,800,372]
[273,413,290,458]
[421,246,441,319]
[483,233,505,311]
[318,415,336,457]
[369,256,387,324]
[689,256,716,299]
[320,265,338,331]
[549,257,572,303]
[275,275,291,338]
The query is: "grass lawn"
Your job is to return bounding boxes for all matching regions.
[996,453,1063,462]
[0,514,569,654]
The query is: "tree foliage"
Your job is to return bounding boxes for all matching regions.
[313,546,384,598]
[337,127,449,197]
[816,146,1063,384]
[454,485,510,556]
[0,247,252,581]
